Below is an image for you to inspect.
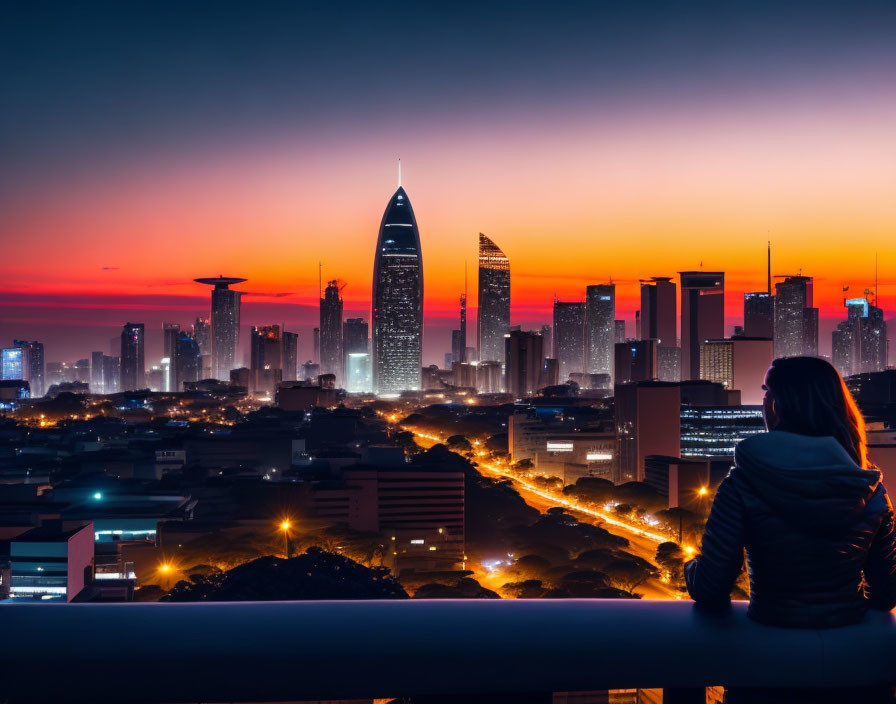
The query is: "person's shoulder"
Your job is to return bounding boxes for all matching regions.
[866,481,894,517]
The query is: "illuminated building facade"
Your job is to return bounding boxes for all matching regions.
[552,300,585,382]
[372,186,424,394]
[860,300,887,373]
[699,337,773,405]
[320,280,344,385]
[346,353,372,393]
[833,298,888,376]
[477,233,510,363]
[194,277,246,380]
[119,322,145,392]
[12,340,44,397]
[744,291,774,339]
[680,271,725,381]
[680,405,765,458]
[1,348,27,383]
[585,283,615,381]
[8,523,94,602]
[250,325,283,397]
[173,332,201,391]
[162,323,180,391]
[774,276,818,358]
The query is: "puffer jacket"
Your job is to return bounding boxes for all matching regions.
[685,430,896,628]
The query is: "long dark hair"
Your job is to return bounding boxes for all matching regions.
[765,356,868,468]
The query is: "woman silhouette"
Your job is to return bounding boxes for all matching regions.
[685,356,896,703]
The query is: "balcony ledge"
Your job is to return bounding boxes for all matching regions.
[1,599,894,702]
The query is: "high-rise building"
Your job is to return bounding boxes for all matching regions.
[451,291,468,365]
[120,322,145,391]
[540,324,552,358]
[162,323,180,391]
[372,185,424,394]
[343,318,368,358]
[552,300,585,382]
[614,320,626,345]
[833,297,888,376]
[680,271,725,381]
[585,284,615,381]
[346,353,372,393]
[744,242,775,340]
[250,325,283,397]
[615,339,657,384]
[173,332,201,391]
[194,277,246,380]
[833,318,860,378]
[477,361,502,393]
[614,381,681,483]
[699,337,774,405]
[744,292,774,339]
[774,276,818,358]
[1,348,27,381]
[860,301,887,373]
[90,351,105,394]
[640,277,677,347]
[312,328,321,364]
[541,357,559,387]
[13,340,44,397]
[192,317,211,355]
[657,347,681,383]
[320,280,344,384]
[103,356,120,394]
[343,318,369,391]
[504,328,544,398]
[282,331,299,382]
[477,233,510,363]
[301,361,321,382]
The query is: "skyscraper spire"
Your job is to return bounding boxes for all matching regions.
[875,251,879,306]
[398,158,402,188]
[767,240,772,295]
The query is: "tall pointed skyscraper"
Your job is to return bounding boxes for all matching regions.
[477,233,510,363]
[194,276,247,380]
[372,182,424,394]
[320,280,344,385]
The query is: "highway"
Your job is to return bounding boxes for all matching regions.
[407,426,684,599]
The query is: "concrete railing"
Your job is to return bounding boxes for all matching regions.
[1,599,894,702]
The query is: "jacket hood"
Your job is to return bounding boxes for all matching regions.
[734,430,881,529]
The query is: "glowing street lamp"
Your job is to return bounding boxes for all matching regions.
[280,520,291,558]
[698,486,709,497]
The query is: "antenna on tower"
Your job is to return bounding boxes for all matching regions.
[398,158,402,188]
[767,239,772,295]
[875,252,879,306]
[318,262,322,299]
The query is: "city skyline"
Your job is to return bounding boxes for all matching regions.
[2,2,895,365]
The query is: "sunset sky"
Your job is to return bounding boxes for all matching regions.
[1,1,894,364]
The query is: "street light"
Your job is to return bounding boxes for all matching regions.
[280,520,291,559]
